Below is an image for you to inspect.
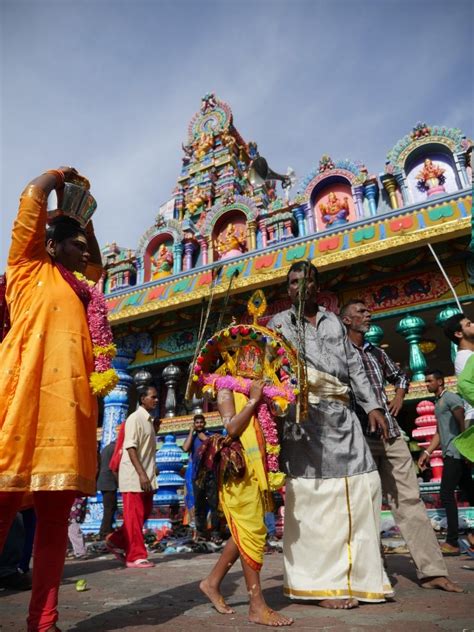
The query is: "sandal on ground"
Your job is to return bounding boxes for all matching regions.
[439,543,460,556]
[126,558,155,568]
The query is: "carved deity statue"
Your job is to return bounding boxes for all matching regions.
[194,132,214,161]
[217,223,247,259]
[415,158,446,195]
[186,187,206,216]
[319,191,350,227]
[151,244,174,280]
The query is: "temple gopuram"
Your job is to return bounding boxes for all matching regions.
[87,94,473,531]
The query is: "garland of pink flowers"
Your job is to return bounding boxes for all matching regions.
[74,272,119,397]
[200,373,294,490]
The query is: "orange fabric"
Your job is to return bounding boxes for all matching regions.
[0,185,99,495]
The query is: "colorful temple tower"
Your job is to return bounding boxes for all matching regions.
[88,95,473,531]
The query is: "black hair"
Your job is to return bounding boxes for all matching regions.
[45,216,86,244]
[286,261,319,285]
[137,384,157,405]
[340,299,367,318]
[425,368,444,380]
[442,313,466,345]
[193,413,205,423]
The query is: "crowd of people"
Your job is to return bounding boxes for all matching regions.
[0,169,472,630]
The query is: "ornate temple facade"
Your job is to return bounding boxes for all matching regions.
[91,95,472,530]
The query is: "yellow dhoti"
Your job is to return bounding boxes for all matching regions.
[219,392,269,571]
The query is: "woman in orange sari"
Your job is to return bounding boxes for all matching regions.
[0,167,105,632]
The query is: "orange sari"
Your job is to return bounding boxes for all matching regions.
[0,185,102,495]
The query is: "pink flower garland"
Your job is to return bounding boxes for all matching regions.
[200,373,292,489]
[73,272,119,397]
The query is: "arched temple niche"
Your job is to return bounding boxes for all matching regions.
[299,156,378,233]
[384,123,473,209]
[199,195,259,263]
[213,211,248,261]
[135,221,183,284]
[405,144,461,204]
[311,180,355,231]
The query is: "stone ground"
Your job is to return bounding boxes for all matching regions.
[0,549,473,632]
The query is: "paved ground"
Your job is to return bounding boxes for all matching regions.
[0,549,473,632]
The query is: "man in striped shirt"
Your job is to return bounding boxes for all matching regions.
[342,300,462,593]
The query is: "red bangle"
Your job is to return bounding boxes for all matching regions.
[45,169,65,189]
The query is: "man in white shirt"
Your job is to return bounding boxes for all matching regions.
[106,385,159,568]
[443,313,474,422]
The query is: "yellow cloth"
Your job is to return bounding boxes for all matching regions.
[219,392,268,570]
[306,366,350,405]
[0,185,99,495]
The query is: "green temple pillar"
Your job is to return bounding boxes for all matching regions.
[364,323,384,346]
[396,313,427,381]
[436,305,462,364]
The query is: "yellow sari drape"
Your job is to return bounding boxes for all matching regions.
[219,392,269,570]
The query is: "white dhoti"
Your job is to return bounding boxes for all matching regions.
[283,471,393,602]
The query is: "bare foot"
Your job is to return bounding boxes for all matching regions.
[420,576,464,593]
[248,606,293,626]
[318,598,359,609]
[199,578,235,614]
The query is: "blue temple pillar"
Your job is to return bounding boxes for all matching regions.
[352,185,365,219]
[101,333,154,448]
[173,242,183,275]
[304,202,315,233]
[364,183,378,217]
[293,205,306,238]
[395,171,410,206]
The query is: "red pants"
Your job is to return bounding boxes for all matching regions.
[108,491,153,563]
[0,490,76,632]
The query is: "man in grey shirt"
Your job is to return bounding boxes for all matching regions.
[268,261,391,609]
[421,369,474,555]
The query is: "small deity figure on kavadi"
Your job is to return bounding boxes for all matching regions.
[188,290,305,626]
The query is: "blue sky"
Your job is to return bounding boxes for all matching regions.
[1,0,472,268]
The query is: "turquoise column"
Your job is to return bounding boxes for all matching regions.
[436,306,461,364]
[396,314,427,381]
[173,243,183,274]
[365,323,384,346]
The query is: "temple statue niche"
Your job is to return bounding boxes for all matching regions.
[214,215,247,260]
[406,152,458,203]
[314,184,355,229]
[150,242,174,280]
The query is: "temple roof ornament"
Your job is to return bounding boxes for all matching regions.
[385,123,472,176]
[187,93,234,145]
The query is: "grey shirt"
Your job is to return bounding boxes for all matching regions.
[268,306,380,479]
[434,390,464,459]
